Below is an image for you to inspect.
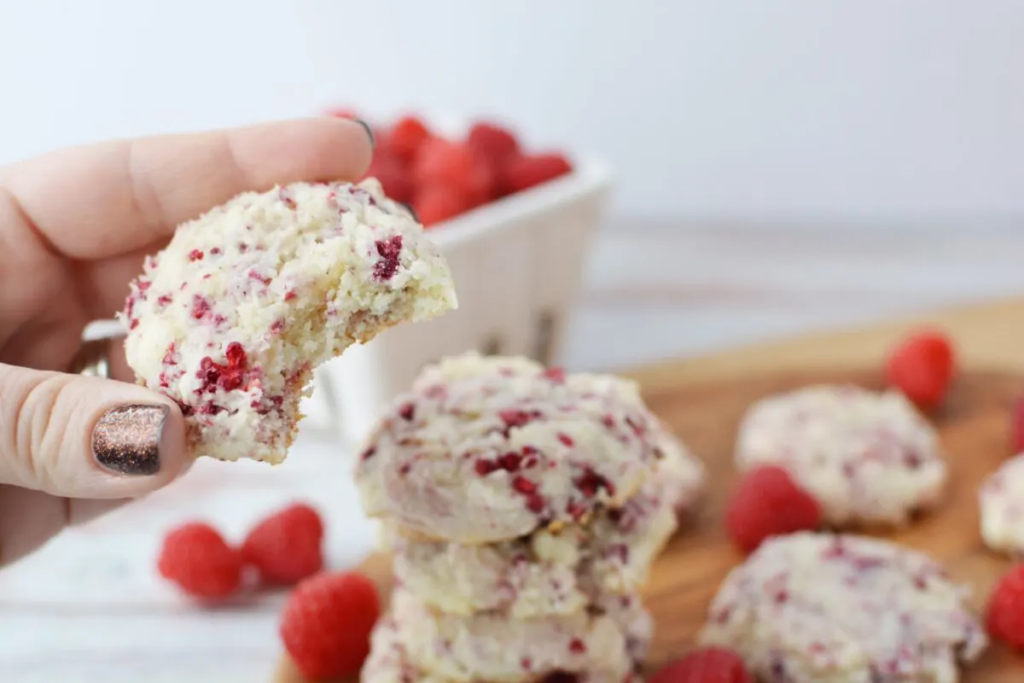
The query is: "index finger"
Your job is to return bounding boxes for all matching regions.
[0,117,374,259]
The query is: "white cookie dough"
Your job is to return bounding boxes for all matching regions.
[354,353,666,544]
[700,532,987,683]
[385,429,704,618]
[382,588,648,683]
[979,453,1024,555]
[736,385,947,527]
[121,179,456,464]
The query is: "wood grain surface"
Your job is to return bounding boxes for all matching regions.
[274,298,1024,682]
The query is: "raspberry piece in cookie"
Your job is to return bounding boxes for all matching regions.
[120,179,456,463]
[385,428,705,617]
[382,588,646,683]
[735,385,947,527]
[700,532,987,682]
[354,353,666,544]
[978,453,1024,556]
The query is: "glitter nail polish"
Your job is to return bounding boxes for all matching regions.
[92,404,167,475]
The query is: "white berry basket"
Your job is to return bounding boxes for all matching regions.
[303,157,614,448]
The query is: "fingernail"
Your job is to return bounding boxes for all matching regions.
[354,118,375,149]
[92,404,168,475]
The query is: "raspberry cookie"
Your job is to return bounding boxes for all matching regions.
[979,453,1024,556]
[354,353,665,544]
[362,617,641,683]
[736,385,947,527]
[120,179,456,463]
[380,588,648,683]
[700,532,987,682]
[386,430,705,618]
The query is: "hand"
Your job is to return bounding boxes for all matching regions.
[0,117,374,567]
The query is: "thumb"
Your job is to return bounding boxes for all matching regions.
[0,363,190,498]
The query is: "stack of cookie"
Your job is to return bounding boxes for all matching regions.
[353,352,706,682]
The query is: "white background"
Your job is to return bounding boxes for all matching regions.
[3,0,1024,230]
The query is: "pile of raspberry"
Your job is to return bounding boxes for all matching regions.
[328,109,573,227]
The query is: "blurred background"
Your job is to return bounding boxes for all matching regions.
[3,3,1024,680]
[4,0,1024,372]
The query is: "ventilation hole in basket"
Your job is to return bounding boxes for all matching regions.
[480,334,503,356]
[534,310,557,365]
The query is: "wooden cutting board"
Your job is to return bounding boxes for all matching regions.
[275,297,1024,682]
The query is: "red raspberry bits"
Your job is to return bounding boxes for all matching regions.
[280,570,381,680]
[499,152,573,195]
[241,502,325,585]
[1012,396,1024,454]
[157,522,243,600]
[388,115,432,162]
[648,646,753,683]
[985,564,1024,649]
[725,465,821,553]
[885,329,956,410]
[414,185,475,227]
[363,151,414,204]
[468,121,520,166]
[413,138,494,202]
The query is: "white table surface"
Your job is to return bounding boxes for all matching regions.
[3,223,1024,682]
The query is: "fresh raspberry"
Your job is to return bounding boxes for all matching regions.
[1012,396,1024,453]
[725,465,821,553]
[885,330,956,410]
[413,138,494,202]
[280,571,381,679]
[241,502,325,585]
[467,121,520,165]
[363,151,414,204]
[985,564,1024,649]
[648,647,753,683]
[388,115,432,162]
[157,522,243,600]
[498,152,573,195]
[414,185,475,227]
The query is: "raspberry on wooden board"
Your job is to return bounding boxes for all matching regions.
[885,330,957,410]
[648,647,753,683]
[725,465,821,552]
[280,571,382,680]
[241,503,325,585]
[985,564,1024,649]
[157,522,243,600]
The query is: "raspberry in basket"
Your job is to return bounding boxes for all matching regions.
[120,179,456,464]
[648,646,752,683]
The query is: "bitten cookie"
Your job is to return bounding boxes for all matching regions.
[120,179,456,464]
[700,532,987,683]
[354,353,666,544]
[736,385,947,527]
[979,453,1024,556]
[384,428,705,617]
[381,588,649,683]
